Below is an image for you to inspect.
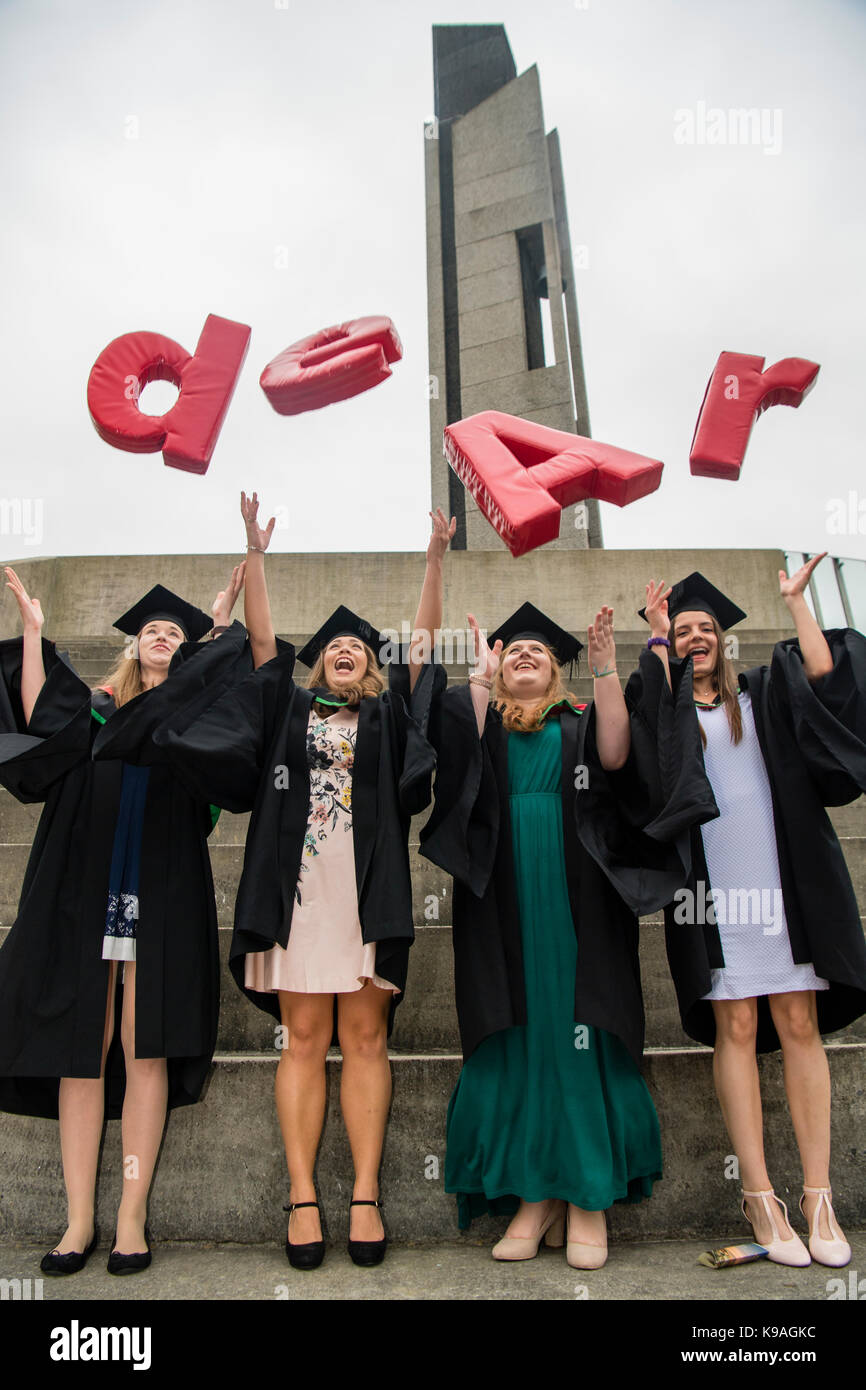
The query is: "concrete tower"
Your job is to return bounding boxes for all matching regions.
[426,24,602,551]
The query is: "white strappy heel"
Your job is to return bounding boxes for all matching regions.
[741,1188,810,1266]
[799,1187,851,1268]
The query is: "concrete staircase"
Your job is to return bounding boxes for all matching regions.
[1,633,864,1248]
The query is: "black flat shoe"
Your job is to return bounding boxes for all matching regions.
[348,1199,387,1267]
[40,1228,98,1276]
[284,1201,325,1270]
[107,1229,152,1276]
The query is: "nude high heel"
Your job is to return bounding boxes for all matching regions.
[799,1187,851,1268]
[566,1204,608,1270]
[741,1189,810,1267]
[491,1200,565,1261]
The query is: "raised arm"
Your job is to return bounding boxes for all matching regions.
[643,580,672,689]
[4,568,46,723]
[240,490,277,669]
[409,508,455,693]
[210,561,246,640]
[586,606,630,770]
[779,553,833,681]
[467,613,501,737]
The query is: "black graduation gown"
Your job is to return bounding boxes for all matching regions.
[0,627,251,1119]
[628,629,866,1052]
[417,658,708,1066]
[93,639,440,1027]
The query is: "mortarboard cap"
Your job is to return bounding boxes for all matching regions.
[114,584,213,642]
[488,602,584,669]
[638,572,747,631]
[297,605,386,669]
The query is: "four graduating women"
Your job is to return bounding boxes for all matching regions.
[1,526,862,1274]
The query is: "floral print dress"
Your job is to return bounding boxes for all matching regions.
[244,707,398,994]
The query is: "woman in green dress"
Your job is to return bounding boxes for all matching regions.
[418,585,683,1269]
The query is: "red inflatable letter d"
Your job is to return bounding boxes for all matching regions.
[87,314,251,474]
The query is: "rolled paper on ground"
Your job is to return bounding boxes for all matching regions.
[697,1242,769,1268]
[689,350,820,481]
[443,409,664,558]
[260,316,403,415]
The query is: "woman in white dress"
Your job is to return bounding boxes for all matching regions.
[642,559,866,1268]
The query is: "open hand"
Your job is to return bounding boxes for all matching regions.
[212,561,246,628]
[4,567,44,635]
[427,508,456,564]
[587,606,617,676]
[241,490,276,553]
[644,580,671,639]
[468,612,502,682]
[779,552,825,602]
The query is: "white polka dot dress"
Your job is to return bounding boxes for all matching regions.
[697,692,828,1001]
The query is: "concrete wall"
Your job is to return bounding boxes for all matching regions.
[0,548,796,642]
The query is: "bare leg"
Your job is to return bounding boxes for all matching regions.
[113,963,168,1254]
[276,991,333,1244]
[769,991,840,1242]
[711,997,797,1247]
[337,983,392,1242]
[504,1198,566,1241]
[52,963,117,1253]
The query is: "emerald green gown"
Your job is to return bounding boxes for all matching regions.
[445,717,663,1228]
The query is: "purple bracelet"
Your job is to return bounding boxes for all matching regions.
[647,637,670,649]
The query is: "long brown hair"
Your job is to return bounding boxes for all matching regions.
[493,641,582,732]
[673,614,743,747]
[305,640,385,706]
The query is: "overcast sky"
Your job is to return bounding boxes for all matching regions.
[1,0,864,571]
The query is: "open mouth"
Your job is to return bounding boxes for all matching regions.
[334,658,355,673]
[689,647,709,661]
[515,661,536,671]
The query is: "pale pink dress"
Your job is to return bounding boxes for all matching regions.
[244,707,398,995]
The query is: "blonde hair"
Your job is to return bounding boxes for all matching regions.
[96,642,146,708]
[96,624,188,709]
[305,640,385,705]
[493,641,582,733]
[672,613,743,747]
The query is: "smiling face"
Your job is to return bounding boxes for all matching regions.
[136,619,185,675]
[499,639,554,701]
[321,635,371,689]
[671,610,720,681]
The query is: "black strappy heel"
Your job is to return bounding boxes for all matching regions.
[348,1199,387,1267]
[284,1201,325,1270]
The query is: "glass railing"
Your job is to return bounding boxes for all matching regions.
[785,552,866,634]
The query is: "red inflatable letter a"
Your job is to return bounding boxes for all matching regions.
[444,411,663,557]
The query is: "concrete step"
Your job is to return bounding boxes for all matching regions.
[4,913,862,1056]
[2,788,865,851]
[6,834,866,930]
[3,891,866,1056]
[1,1044,863,1244]
[2,1234,864,1303]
